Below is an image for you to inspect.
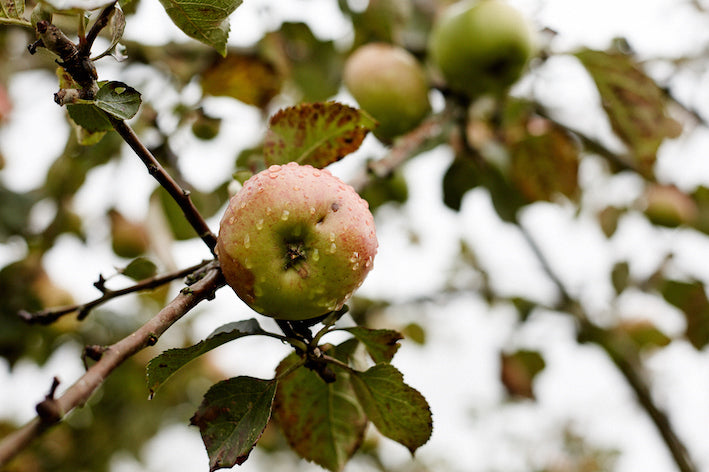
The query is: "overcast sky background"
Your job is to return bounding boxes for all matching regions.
[2,0,709,471]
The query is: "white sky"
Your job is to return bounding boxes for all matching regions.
[2,0,709,471]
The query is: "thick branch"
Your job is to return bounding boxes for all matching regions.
[0,263,225,467]
[18,260,212,325]
[108,117,218,253]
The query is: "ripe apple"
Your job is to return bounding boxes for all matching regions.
[216,162,378,321]
[343,43,430,142]
[428,0,535,99]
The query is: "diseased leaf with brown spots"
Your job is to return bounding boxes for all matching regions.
[263,102,376,169]
[341,327,403,364]
[202,53,282,108]
[190,376,276,471]
[273,353,367,472]
[576,49,682,177]
[503,101,580,202]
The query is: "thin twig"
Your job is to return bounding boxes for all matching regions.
[81,2,117,55]
[108,116,218,253]
[0,263,225,467]
[17,260,212,325]
[518,223,698,472]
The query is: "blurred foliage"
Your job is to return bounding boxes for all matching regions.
[2,0,709,470]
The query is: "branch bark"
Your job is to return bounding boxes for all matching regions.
[0,263,225,467]
[108,117,218,254]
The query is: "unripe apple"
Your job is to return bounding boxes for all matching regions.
[428,0,535,99]
[344,43,431,142]
[216,162,378,321]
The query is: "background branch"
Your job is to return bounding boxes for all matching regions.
[518,224,698,472]
[0,263,225,467]
[17,259,212,325]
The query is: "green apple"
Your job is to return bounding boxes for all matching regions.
[428,0,535,99]
[216,162,378,321]
[343,43,430,142]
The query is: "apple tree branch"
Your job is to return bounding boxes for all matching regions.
[0,262,225,468]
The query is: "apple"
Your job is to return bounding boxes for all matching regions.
[343,43,430,142]
[216,162,378,321]
[428,0,535,99]
[643,184,697,228]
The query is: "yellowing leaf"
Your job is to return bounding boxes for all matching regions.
[263,102,376,168]
[576,49,682,177]
[201,54,281,108]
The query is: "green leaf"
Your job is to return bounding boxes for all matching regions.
[94,81,141,120]
[67,103,113,132]
[274,353,367,472]
[157,0,243,56]
[351,364,432,454]
[121,257,157,281]
[260,22,343,102]
[263,102,376,168]
[575,49,682,177]
[147,319,266,397]
[341,327,403,364]
[190,376,277,471]
[661,280,709,349]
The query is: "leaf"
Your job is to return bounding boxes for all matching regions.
[260,22,343,102]
[146,319,266,397]
[616,320,671,351]
[575,49,682,177]
[91,5,126,60]
[611,261,630,295]
[273,354,367,472]
[157,0,243,56]
[506,118,580,203]
[190,376,277,471]
[121,257,157,281]
[0,0,24,21]
[500,349,546,399]
[661,280,709,349]
[94,81,141,120]
[66,103,113,132]
[201,53,281,108]
[263,102,376,168]
[341,327,403,364]
[351,364,432,454]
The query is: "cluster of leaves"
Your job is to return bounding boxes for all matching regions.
[148,316,431,471]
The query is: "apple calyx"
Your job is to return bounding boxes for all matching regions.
[216,162,377,321]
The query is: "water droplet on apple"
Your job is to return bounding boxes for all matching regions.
[256,219,264,230]
[244,257,253,269]
[266,207,273,215]
[313,169,321,177]
[281,210,290,221]
[312,248,320,261]
[310,206,316,215]
[243,234,251,248]
[228,216,235,225]
[329,232,336,242]
[352,263,360,271]
[254,285,263,297]
[329,242,337,254]
[325,299,338,311]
